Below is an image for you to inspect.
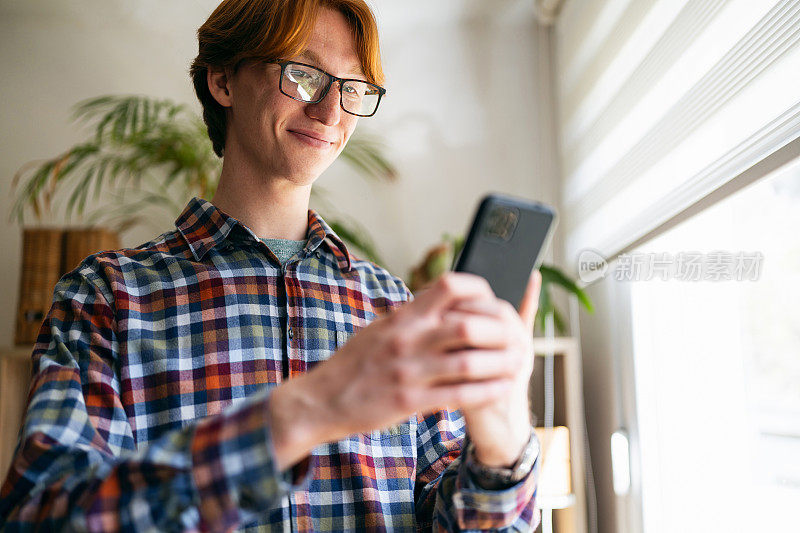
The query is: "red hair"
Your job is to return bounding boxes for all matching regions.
[190,0,384,157]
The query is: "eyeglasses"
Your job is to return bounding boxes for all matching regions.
[275,61,385,117]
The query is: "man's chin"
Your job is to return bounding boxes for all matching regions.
[281,161,332,186]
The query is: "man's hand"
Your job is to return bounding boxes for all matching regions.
[454,269,540,467]
[268,271,540,471]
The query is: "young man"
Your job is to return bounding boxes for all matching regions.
[0,1,541,530]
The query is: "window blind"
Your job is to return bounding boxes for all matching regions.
[555,0,800,269]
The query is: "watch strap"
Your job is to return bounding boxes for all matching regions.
[464,428,539,490]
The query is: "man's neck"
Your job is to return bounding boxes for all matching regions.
[210,150,312,241]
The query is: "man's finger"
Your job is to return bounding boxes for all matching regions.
[447,297,506,318]
[410,272,495,316]
[433,349,524,383]
[518,269,541,331]
[399,349,521,387]
[422,378,514,412]
[415,313,513,353]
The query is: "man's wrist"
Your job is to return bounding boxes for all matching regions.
[470,421,532,468]
[465,427,539,489]
[267,375,331,471]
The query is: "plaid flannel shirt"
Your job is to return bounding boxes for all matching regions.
[0,198,539,531]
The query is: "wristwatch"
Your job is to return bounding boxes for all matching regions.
[465,428,539,490]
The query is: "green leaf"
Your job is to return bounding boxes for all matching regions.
[77,167,94,216]
[540,264,594,313]
[552,306,567,335]
[327,219,384,265]
[338,133,397,182]
[535,282,553,334]
[10,93,392,255]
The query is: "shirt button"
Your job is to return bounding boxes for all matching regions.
[288,327,294,339]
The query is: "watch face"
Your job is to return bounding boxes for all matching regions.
[517,436,540,477]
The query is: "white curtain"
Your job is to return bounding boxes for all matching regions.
[555,0,800,267]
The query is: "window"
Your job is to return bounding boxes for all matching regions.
[627,158,800,532]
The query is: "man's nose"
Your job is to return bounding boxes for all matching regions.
[306,81,341,126]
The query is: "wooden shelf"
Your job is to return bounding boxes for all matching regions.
[0,347,33,480]
[539,493,577,510]
[529,337,588,533]
[532,337,579,357]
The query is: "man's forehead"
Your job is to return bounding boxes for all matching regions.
[298,49,364,78]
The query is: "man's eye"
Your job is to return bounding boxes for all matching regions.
[289,69,310,80]
[343,85,364,98]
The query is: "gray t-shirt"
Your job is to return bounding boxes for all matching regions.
[260,237,307,266]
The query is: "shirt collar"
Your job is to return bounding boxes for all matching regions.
[175,197,353,272]
[304,209,353,272]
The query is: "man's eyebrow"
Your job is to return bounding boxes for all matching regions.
[298,50,364,77]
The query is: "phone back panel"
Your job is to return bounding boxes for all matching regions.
[453,194,556,309]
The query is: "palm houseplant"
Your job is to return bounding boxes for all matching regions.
[10,94,397,262]
[10,95,397,344]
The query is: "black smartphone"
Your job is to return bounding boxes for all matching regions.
[453,193,557,310]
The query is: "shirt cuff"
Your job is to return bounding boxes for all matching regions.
[190,388,313,531]
[451,440,540,530]
[464,429,540,490]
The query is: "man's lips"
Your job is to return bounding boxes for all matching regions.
[287,128,334,148]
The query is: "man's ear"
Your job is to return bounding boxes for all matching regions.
[207,66,233,107]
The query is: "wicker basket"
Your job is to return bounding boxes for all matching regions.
[15,229,65,345]
[63,228,120,273]
[15,227,121,345]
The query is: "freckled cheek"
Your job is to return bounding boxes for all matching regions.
[339,121,359,150]
[258,100,291,141]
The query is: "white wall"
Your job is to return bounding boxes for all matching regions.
[0,0,558,347]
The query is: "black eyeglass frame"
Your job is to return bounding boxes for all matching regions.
[274,60,386,117]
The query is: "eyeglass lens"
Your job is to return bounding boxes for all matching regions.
[282,63,381,116]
